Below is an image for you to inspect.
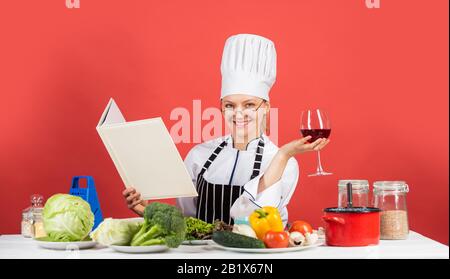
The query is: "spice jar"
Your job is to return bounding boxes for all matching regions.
[21,211,33,238]
[32,208,47,239]
[21,194,45,238]
[373,181,409,240]
[338,180,369,208]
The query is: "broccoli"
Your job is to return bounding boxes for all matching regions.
[130,202,186,248]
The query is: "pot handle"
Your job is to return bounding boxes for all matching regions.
[322,216,345,225]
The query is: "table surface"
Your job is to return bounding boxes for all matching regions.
[0,231,448,259]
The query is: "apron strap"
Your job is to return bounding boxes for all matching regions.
[198,137,265,180]
[199,140,228,176]
[250,139,265,180]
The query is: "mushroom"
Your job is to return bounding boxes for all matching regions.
[288,231,306,247]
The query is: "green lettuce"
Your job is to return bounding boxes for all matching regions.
[90,218,143,246]
[42,194,94,242]
[185,217,214,240]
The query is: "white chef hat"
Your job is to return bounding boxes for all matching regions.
[220,34,277,101]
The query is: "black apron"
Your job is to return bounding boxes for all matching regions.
[195,138,265,225]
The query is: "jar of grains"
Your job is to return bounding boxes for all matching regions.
[373,181,410,240]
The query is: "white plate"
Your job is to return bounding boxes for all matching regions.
[35,238,97,250]
[110,245,169,253]
[211,240,324,253]
[182,239,212,245]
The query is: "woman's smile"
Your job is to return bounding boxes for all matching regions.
[233,118,251,128]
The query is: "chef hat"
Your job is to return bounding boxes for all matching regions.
[220,34,277,101]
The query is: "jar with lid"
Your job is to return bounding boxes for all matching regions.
[21,210,33,238]
[32,208,47,239]
[338,180,369,208]
[21,194,45,238]
[373,181,409,240]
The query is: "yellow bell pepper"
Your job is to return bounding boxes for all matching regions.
[249,206,284,240]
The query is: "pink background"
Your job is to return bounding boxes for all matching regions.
[0,0,448,244]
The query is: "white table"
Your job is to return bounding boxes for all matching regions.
[0,231,448,259]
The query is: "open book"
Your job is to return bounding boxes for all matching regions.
[96,98,198,200]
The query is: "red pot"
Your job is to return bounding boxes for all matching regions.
[322,207,381,247]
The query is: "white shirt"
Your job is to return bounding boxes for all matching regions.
[176,134,299,226]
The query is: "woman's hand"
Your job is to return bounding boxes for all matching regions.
[122,187,147,216]
[279,136,330,158]
[257,136,330,194]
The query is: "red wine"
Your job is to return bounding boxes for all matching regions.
[300,129,331,143]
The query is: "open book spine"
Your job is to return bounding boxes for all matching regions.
[96,127,131,188]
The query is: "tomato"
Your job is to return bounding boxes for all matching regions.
[263,231,289,248]
[289,220,313,235]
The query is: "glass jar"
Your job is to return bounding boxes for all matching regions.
[338,180,369,208]
[32,208,47,239]
[21,211,33,238]
[21,194,44,238]
[373,181,409,240]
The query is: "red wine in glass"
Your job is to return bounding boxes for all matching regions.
[300,129,331,143]
[300,109,332,176]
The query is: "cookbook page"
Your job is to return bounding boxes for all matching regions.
[97,102,198,200]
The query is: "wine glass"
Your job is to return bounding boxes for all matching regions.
[300,109,332,176]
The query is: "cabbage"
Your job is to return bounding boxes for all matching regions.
[90,218,143,246]
[42,194,94,242]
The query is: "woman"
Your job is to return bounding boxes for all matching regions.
[123,34,329,226]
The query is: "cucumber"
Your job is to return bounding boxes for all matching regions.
[212,231,265,248]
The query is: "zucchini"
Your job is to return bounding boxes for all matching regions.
[212,231,265,248]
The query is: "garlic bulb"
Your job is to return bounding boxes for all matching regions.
[305,232,319,245]
[232,224,257,238]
